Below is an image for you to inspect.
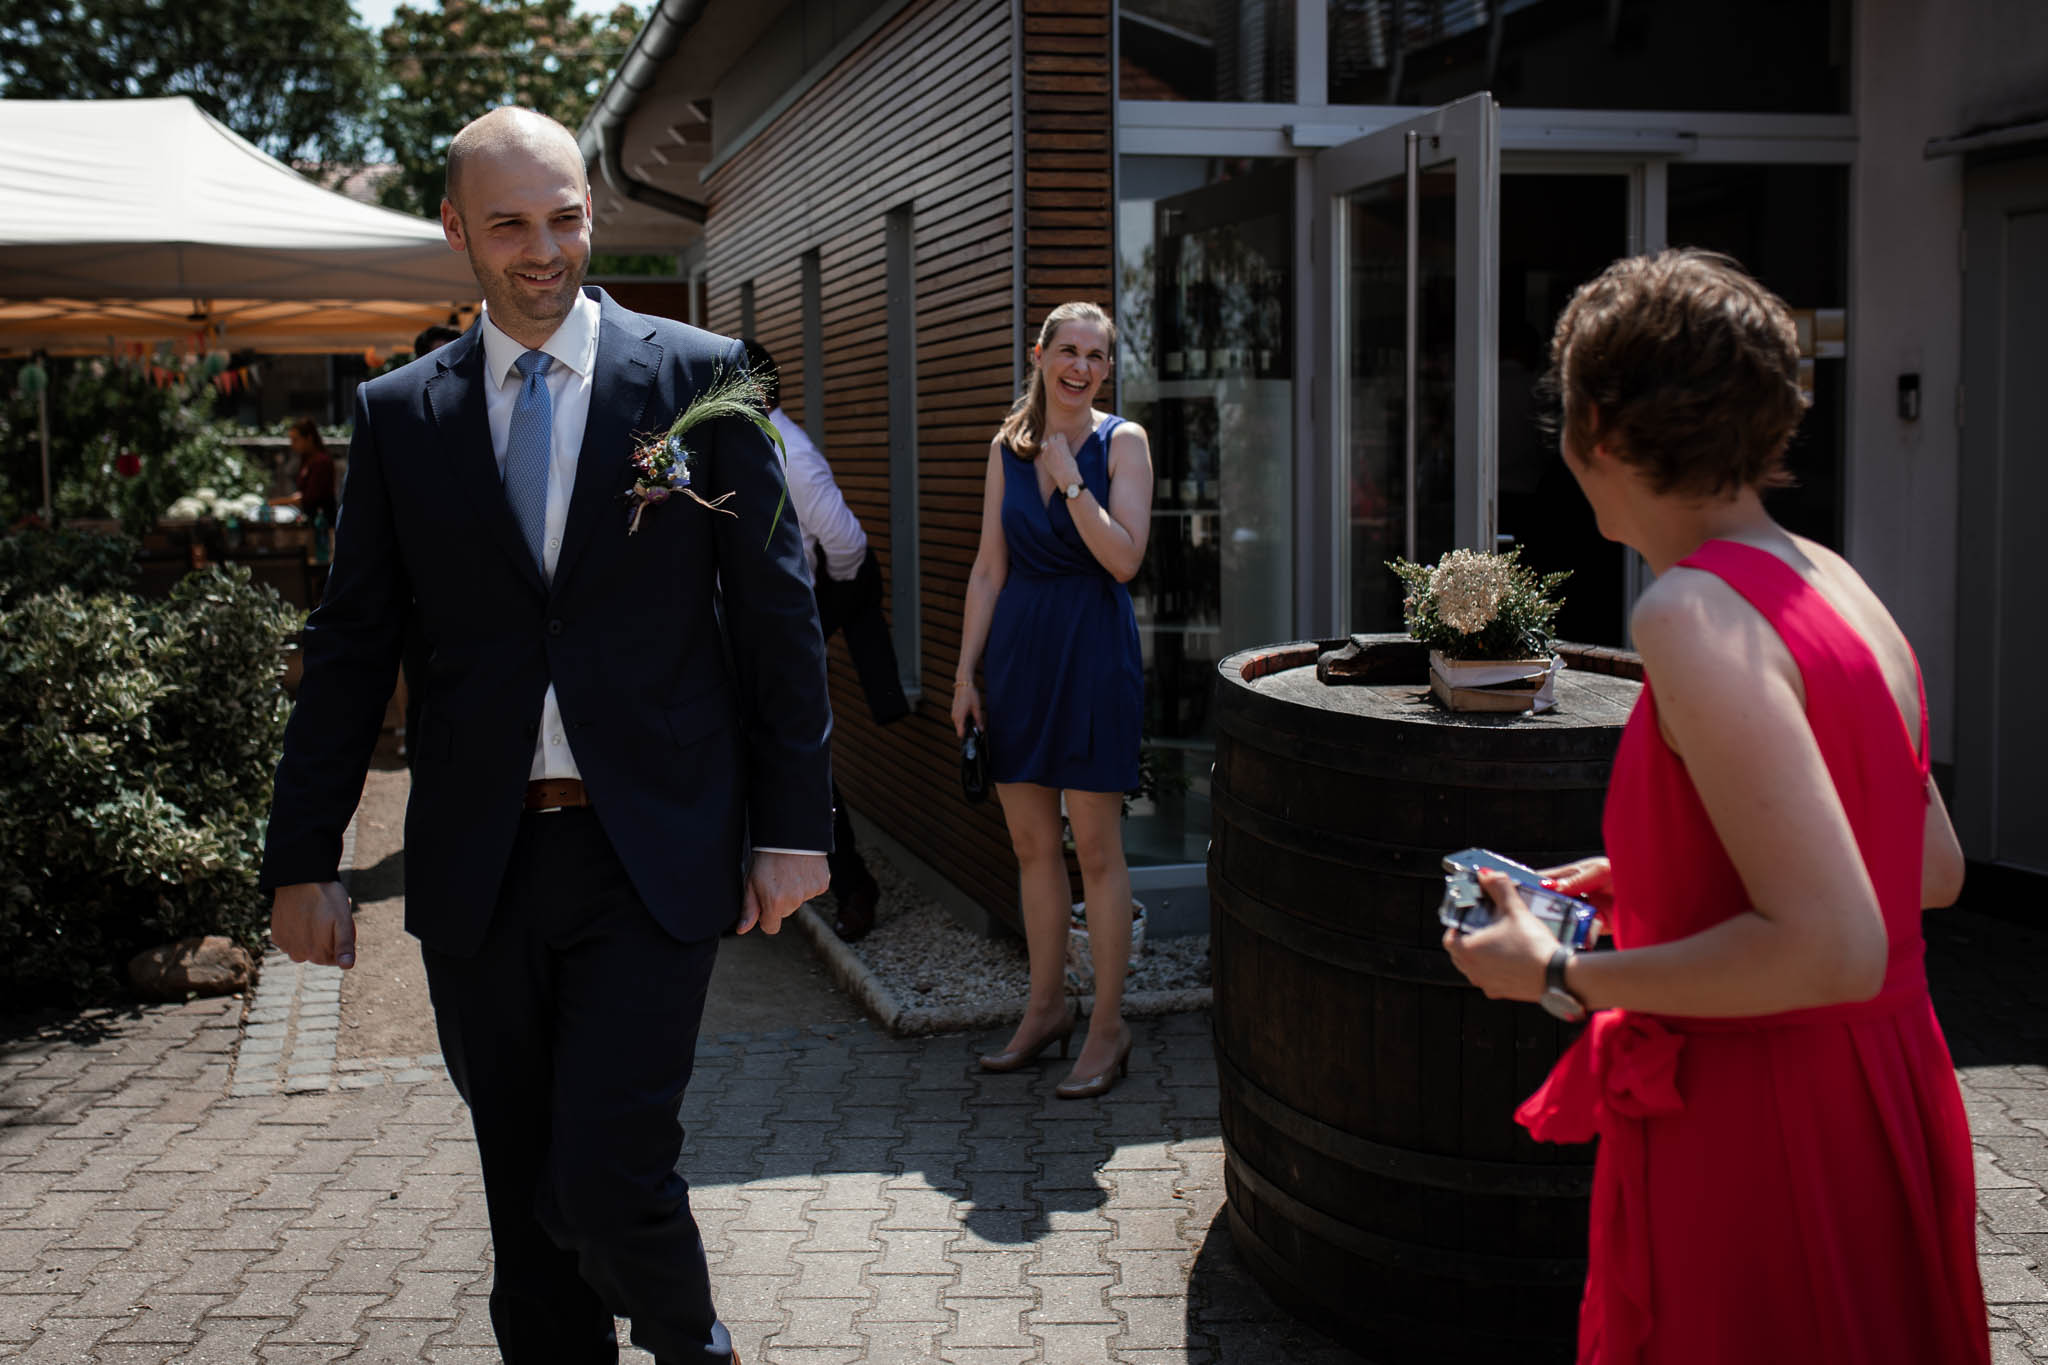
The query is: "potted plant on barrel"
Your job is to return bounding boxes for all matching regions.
[1389,548,1570,713]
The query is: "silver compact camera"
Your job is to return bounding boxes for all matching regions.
[1438,847,1603,950]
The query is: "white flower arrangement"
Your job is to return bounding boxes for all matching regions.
[165,488,266,522]
[1389,548,1573,713]
[1388,547,1569,661]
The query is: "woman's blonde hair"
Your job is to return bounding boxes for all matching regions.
[996,302,1116,461]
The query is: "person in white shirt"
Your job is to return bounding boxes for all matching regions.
[743,339,910,941]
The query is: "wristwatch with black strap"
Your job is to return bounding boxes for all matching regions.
[1540,944,1588,1022]
[1062,480,1083,500]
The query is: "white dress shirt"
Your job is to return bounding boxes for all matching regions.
[479,295,599,784]
[480,298,825,858]
[769,407,867,583]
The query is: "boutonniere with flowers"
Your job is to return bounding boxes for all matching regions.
[625,365,789,544]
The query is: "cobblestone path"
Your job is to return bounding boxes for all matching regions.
[0,907,2035,1362]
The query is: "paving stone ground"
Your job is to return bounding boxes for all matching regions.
[0,907,2038,1363]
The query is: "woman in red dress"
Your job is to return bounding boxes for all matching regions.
[1445,249,1989,1365]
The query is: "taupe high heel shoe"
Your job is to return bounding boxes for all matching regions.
[978,1007,1077,1072]
[1055,1030,1133,1099]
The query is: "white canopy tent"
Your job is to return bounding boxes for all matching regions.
[0,96,478,354]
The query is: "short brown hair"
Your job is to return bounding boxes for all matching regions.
[1547,248,1808,498]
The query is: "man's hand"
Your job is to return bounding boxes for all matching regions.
[271,882,357,969]
[738,852,829,936]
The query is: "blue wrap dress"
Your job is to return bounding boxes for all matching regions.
[983,416,1144,793]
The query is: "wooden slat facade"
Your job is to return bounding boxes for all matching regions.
[702,0,1031,922]
[1023,0,1116,389]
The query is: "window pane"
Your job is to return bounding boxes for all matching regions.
[1328,0,1848,114]
[1119,156,1295,865]
[1122,0,1296,102]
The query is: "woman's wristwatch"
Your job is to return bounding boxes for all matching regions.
[1062,480,1083,500]
[1540,944,1588,1022]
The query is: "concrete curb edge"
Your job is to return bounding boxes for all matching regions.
[792,903,1211,1038]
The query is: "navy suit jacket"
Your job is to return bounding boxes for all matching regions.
[261,288,834,957]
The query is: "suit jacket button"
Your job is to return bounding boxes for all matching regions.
[547,619,564,636]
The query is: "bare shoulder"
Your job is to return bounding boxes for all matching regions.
[1631,566,1799,695]
[1107,418,1151,475]
[1631,565,1754,639]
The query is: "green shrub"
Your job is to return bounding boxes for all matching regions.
[0,529,140,608]
[0,563,297,1003]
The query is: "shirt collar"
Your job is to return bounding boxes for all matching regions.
[479,288,601,389]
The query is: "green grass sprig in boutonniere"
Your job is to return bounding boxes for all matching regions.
[624,364,789,546]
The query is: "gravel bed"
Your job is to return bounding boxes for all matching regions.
[813,844,1212,1034]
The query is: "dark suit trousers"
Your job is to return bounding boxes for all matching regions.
[421,810,726,1365]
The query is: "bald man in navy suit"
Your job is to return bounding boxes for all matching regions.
[261,108,828,1365]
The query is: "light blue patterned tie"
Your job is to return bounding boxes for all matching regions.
[504,349,554,573]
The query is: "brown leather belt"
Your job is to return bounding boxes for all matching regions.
[524,778,591,812]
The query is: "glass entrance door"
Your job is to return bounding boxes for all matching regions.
[1313,94,1500,632]
[1119,157,1296,867]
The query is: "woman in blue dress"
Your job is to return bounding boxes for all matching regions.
[952,301,1153,1098]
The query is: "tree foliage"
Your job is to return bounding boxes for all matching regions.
[377,0,645,218]
[0,0,382,167]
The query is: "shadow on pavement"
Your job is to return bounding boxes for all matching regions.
[1183,1207,1367,1362]
[0,1006,148,1062]
[680,1012,1222,1246]
[1927,906,2048,1069]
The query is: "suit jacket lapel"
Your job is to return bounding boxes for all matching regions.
[553,298,660,590]
[423,330,547,597]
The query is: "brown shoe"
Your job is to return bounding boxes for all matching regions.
[978,1006,1077,1072]
[832,877,879,942]
[1055,1030,1134,1099]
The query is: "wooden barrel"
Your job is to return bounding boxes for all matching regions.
[1209,634,1642,1361]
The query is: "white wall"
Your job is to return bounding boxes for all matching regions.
[1850,0,2048,766]
[1848,0,1965,761]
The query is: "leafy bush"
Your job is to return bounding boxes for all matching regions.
[0,562,298,1002]
[0,529,140,608]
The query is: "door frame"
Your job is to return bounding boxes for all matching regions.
[1309,93,1500,633]
[1955,149,2048,868]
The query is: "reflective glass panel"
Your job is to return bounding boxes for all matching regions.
[1122,0,1296,102]
[1119,156,1295,865]
[1328,0,1848,113]
[1345,166,1456,633]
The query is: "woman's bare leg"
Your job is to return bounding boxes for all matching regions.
[1064,789,1132,1079]
[992,781,1074,1053]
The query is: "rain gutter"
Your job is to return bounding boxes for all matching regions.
[579,0,712,223]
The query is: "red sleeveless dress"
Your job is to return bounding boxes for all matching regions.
[1517,541,1989,1365]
